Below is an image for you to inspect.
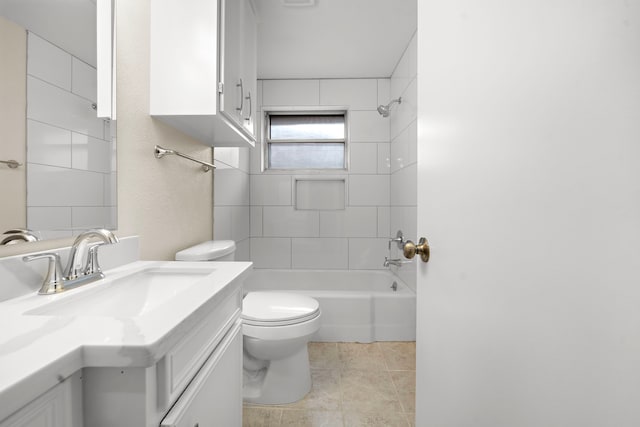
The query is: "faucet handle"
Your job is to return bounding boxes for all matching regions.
[23,253,65,294]
[83,243,106,276]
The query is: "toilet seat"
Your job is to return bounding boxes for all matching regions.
[242,292,321,341]
[243,292,320,326]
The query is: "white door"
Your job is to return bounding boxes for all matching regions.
[416,1,640,426]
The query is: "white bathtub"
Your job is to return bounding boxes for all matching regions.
[243,269,416,343]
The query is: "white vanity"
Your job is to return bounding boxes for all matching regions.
[0,239,251,427]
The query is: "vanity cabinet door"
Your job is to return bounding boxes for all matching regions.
[0,373,81,427]
[160,320,242,427]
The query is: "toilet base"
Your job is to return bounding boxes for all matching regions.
[243,344,312,405]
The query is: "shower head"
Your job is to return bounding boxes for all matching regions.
[377,97,402,117]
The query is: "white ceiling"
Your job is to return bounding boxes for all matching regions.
[253,0,417,80]
[0,0,96,67]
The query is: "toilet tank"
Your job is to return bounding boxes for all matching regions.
[175,240,236,261]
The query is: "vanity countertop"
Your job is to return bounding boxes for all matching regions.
[0,260,252,422]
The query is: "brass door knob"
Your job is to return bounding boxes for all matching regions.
[403,238,430,263]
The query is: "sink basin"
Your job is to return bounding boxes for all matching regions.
[26,267,215,318]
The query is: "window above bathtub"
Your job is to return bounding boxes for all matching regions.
[264,110,348,171]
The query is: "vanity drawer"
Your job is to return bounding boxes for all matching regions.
[157,288,242,409]
[160,320,242,427]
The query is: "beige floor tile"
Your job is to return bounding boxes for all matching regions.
[390,371,416,413]
[340,370,403,413]
[309,342,341,369]
[337,342,387,370]
[378,341,416,371]
[343,411,410,427]
[284,369,342,411]
[243,406,282,427]
[280,409,344,427]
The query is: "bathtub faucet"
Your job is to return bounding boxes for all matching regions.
[383,257,411,268]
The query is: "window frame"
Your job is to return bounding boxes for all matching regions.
[262,107,350,173]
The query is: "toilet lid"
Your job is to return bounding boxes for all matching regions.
[242,292,320,324]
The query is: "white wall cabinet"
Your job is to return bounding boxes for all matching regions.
[150,0,257,147]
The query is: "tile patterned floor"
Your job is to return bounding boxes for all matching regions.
[243,342,416,427]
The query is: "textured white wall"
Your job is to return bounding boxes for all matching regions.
[115,0,213,260]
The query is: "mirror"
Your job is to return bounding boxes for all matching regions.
[0,0,116,243]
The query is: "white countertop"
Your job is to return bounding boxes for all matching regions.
[0,260,252,422]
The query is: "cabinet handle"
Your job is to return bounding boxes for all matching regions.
[244,92,252,123]
[235,79,244,113]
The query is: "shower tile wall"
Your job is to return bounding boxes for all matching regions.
[213,146,251,261]
[26,32,115,240]
[250,78,392,270]
[389,33,418,291]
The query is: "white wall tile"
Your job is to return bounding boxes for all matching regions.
[390,164,417,207]
[27,120,71,168]
[235,238,251,262]
[104,173,117,206]
[249,143,263,174]
[295,179,345,210]
[27,76,105,139]
[213,206,232,240]
[214,147,241,169]
[250,175,291,205]
[250,206,263,237]
[348,238,389,270]
[231,206,250,241]
[27,164,104,207]
[377,143,391,174]
[319,79,377,110]
[390,206,417,249]
[27,33,71,90]
[291,238,348,269]
[391,123,410,172]
[350,111,389,142]
[349,143,378,174]
[377,79,391,108]
[390,77,417,140]
[72,206,111,229]
[214,169,250,206]
[27,207,71,231]
[377,206,390,238]
[251,238,291,269]
[263,206,319,237]
[262,80,319,106]
[71,58,97,102]
[319,207,377,237]
[348,175,390,206]
[71,132,112,173]
[106,206,117,229]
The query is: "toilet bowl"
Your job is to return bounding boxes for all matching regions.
[175,240,322,405]
[242,291,321,404]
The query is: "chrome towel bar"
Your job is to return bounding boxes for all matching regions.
[154,145,215,172]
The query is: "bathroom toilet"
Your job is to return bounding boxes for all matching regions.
[175,240,322,405]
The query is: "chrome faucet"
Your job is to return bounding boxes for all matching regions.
[65,229,119,280]
[24,229,119,294]
[383,257,411,268]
